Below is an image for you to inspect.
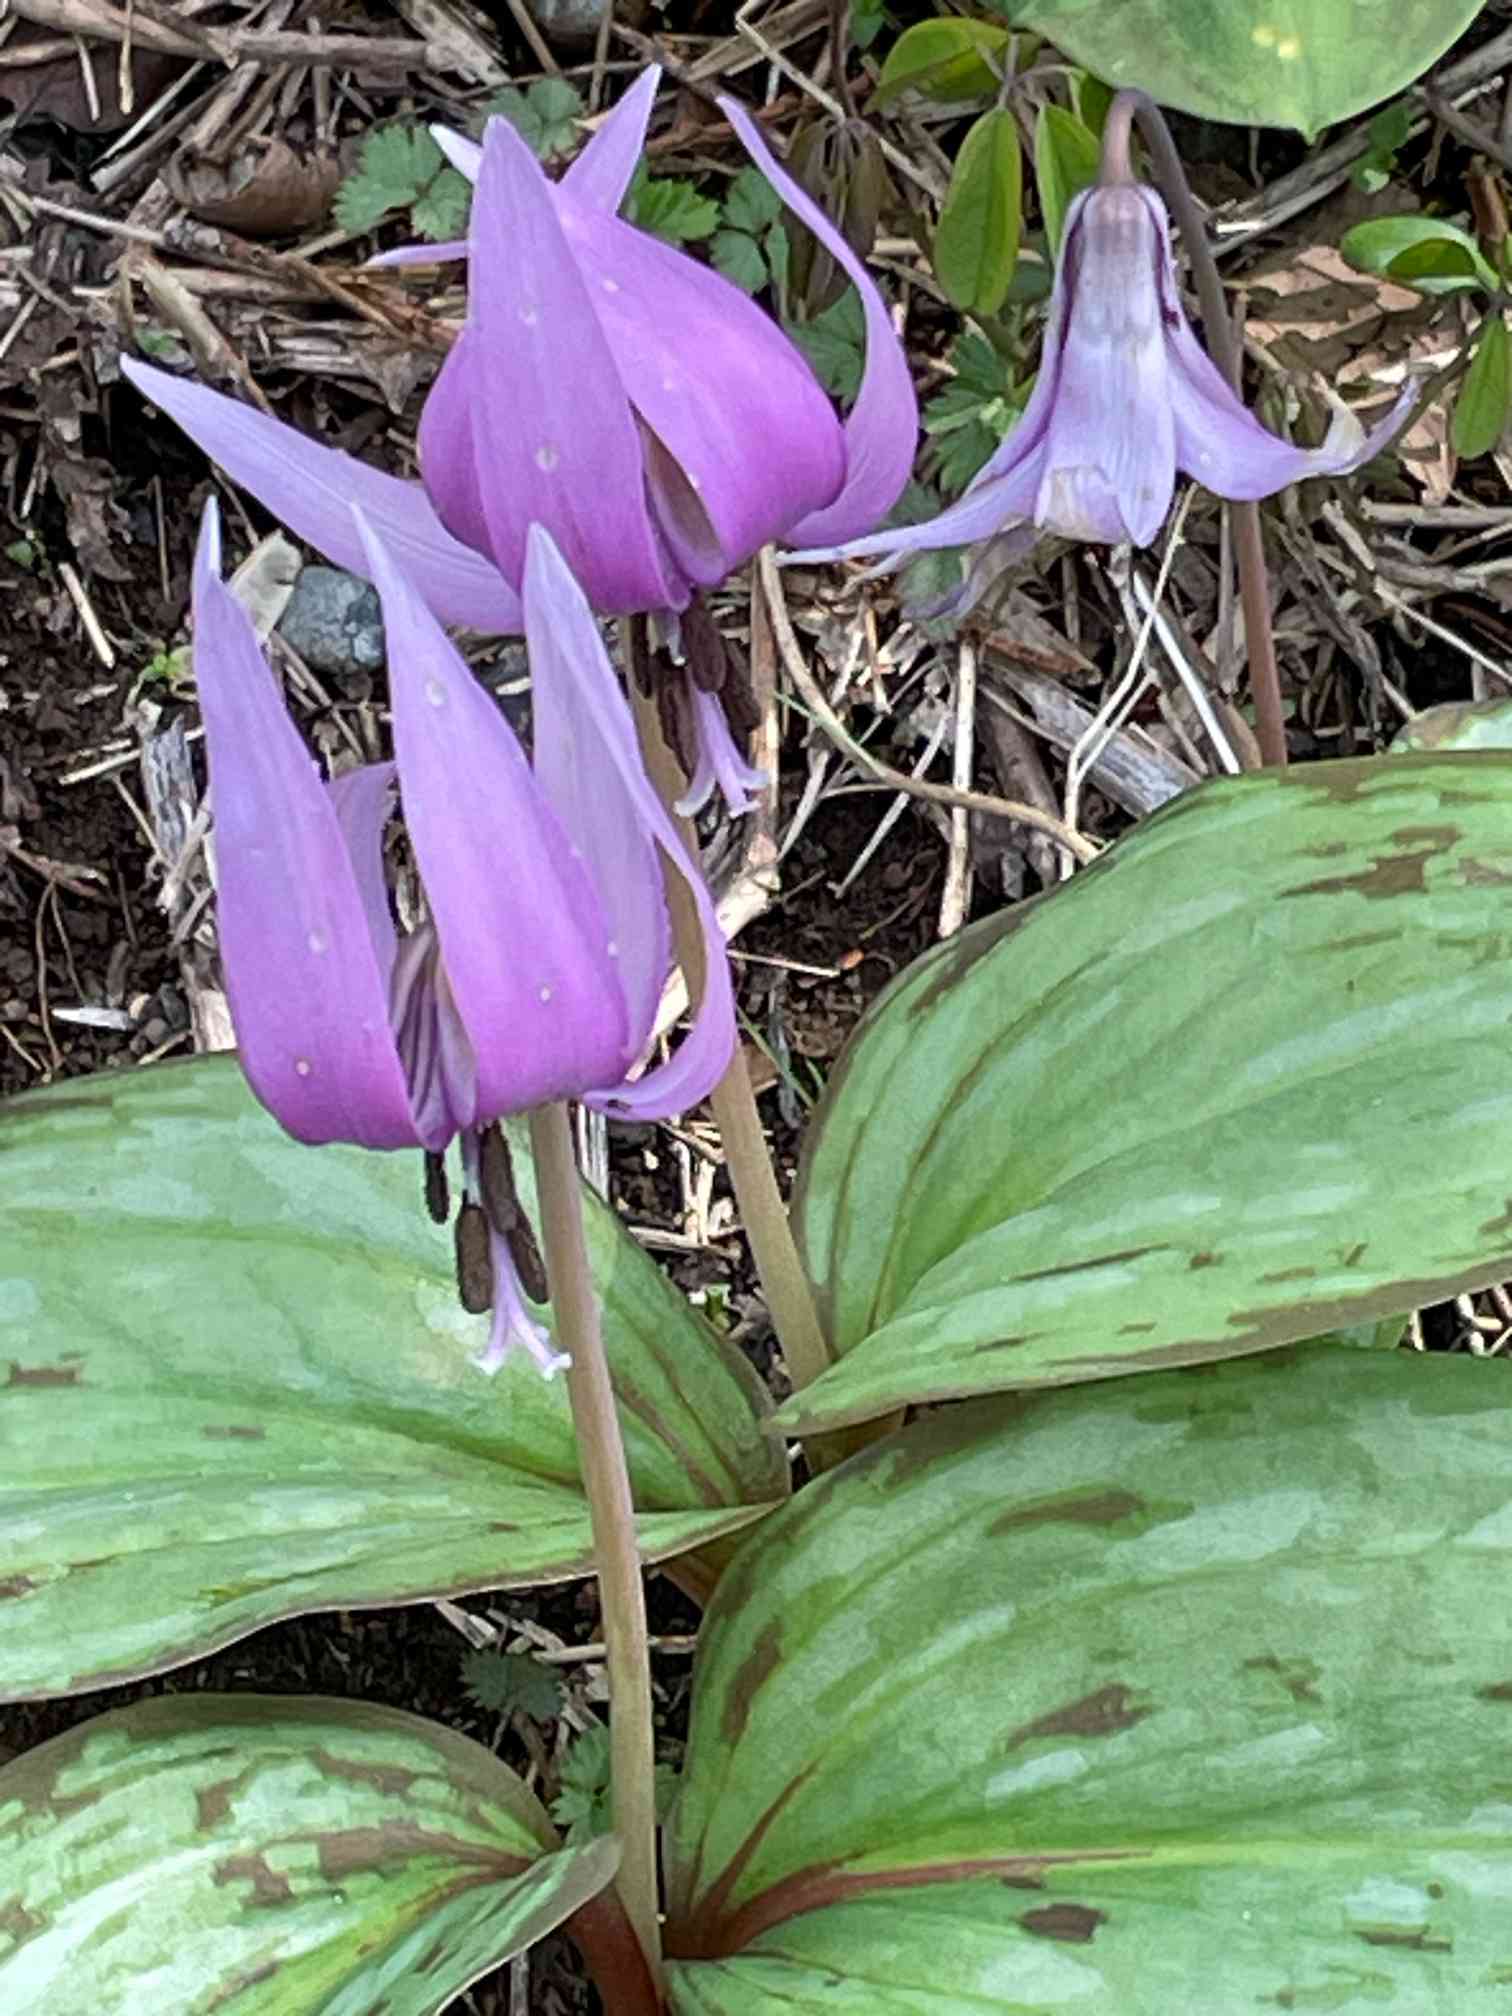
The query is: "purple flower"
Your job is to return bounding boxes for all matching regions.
[192,501,735,1371]
[122,69,915,624]
[792,180,1414,604]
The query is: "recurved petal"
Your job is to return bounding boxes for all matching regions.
[356,514,630,1118]
[561,64,661,213]
[1035,184,1175,547]
[720,94,919,548]
[125,358,520,633]
[192,503,419,1149]
[1168,312,1416,500]
[523,526,735,1119]
[418,115,675,615]
[786,433,1046,566]
[559,194,845,573]
[676,685,768,819]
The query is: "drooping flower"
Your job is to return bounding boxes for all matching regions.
[192,500,735,1372]
[123,76,913,586]
[123,70,917,816]
[791,179,1414,609]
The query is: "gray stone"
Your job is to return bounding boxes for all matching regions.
[277,566,385,682]
[523,0,610,47]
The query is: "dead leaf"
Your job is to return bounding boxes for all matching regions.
[164,138,342,237]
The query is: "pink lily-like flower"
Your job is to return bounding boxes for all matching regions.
[408,73,916,613]
[792,179,1414,607]
[123,70,916,807]
[193,501,735,1373]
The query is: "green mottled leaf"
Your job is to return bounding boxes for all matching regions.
[935,109,1022,316]
[1393,698,1512,753]
[667,1348,1512,2009]
[1033,104,1100,256]
[1002,0,1484,138]
[876,18,1011,104]
[0,1057,785,1699]
[0,1694,615,2015]
[783,755,1512,1435]
[1342,213,1498,295]
[1454,314,1512,459]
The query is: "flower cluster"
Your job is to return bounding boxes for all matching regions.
[150,71,1410,1375]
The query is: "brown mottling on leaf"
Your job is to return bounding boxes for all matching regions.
[5,1362,81,1389]
[721,1619,783,1751]
[206,1960,281,2008]
[312,1749,420,1801]
[1260,1266,1317,1285]
[1427,1882,1446,1900]
[196,1778,238,1830]
[201,1424,266,1441]
[316,1823,522,1885]
[1479,1200,1512,1242]
[0,1896,46,1944]
[1357,1926,1451,1952]
[1476,1681,1512,1703]
[214,1852,294,1907]
[906,902,1036,1019]
[1007,1683,1151,1748]
[1297,840,1350,859]
[969,1334,1033,1354]
[1281,847,1439,902]
[1390,824,1462,848]
[992,1491,1145,1539]
[0,1575,36,1600]
[415,1937,452,1974]
[1019,1902,1106,1943]
[999,1871,1046,1891]
[1012,1245,1165,1285]
[1118,1321,1157,1335]
[488,1522,521,1534]
[1243,1655,1321,1704]
[1189,1252,1220,1270]
[1462,857,1512,887]
[1342,1243,1366,1267]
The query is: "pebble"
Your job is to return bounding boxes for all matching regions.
[277,567,385,687]
[524,0,610,44]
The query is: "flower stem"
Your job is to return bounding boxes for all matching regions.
[627,670,835,1397]
[527,1101,662,1988]
[1108,90,1288,769]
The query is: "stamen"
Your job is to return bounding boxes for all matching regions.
[453,1201,495,1314]
[423,1149,450,1226]
[477,1124,550,1304]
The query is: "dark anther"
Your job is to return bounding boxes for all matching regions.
[478,1124,550,1304]
[423,1150,450,1225]
[681,597,730,694]
[453,1202,495,1315]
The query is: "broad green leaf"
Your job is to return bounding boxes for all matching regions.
[1342,213,1498,295]
[723,166,784,238]
[1394,697,1512,753]
[876,19,1012,104]
[625,174,720,245]
[1003,0,1484,138]
[1454,314,1512,458]
[666,1348,1512,2009]
[0,1057,785,1699]
[784,755,1512,1435]
[934,109,1023,317]
[0,1693,615,2014]
[1033,104,1100,256]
